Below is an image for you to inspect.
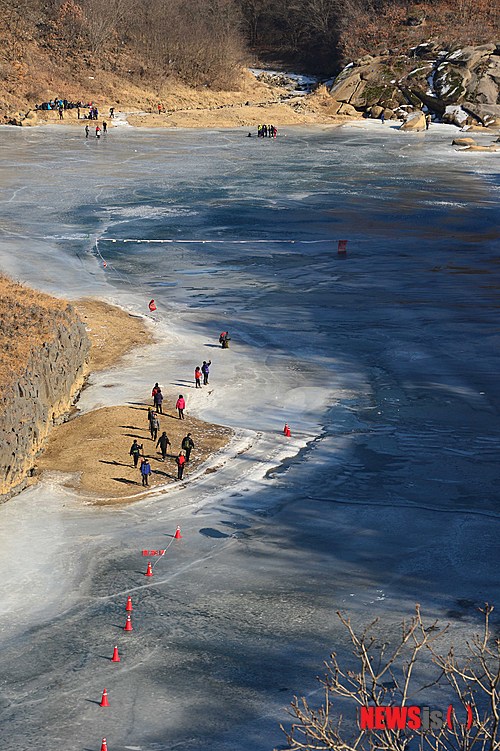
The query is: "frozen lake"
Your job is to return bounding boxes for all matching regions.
[0,122,499,750]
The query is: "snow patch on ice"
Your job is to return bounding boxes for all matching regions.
[102,205,196,220]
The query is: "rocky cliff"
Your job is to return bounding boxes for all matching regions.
[327,42,500,127]
[0,277,90,499]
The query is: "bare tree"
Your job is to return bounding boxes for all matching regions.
[430,604,500,751]
[239,0,268,47]
[80,0,134,54]
[279,605,500,751]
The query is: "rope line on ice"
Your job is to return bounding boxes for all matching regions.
[97,237,331,244]
[93,236,349,312]
[94,238,162,318]
[151,537,177,571]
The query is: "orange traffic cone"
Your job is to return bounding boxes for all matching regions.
[145,561,153,577]
[283,424,291,437]
[174,526,182,539]
[126,596,133,611]
[111,645,120,662]
[124,615,133,632]
[100,688,109,707]
[100,739,108,751]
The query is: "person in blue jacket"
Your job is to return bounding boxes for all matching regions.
[140,458,151,486]
[201,360,211,385]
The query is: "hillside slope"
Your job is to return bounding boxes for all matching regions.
[327,42,500,127]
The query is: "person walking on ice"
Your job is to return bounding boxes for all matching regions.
[176,394,186,420]
[156,431,171,461]
[129,438,143,467]
[176,452,186,480]
[201,360,211,385]
[181,433,195,462]
[140,457,151,486]
[194,366,202,388]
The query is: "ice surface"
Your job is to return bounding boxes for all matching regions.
[0,124,498,750]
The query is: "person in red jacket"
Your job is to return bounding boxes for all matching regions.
[194,366,202,388]
[151,383,160,404]
[176,394,186,419]
[176,451,186,480]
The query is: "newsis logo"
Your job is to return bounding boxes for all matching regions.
[359,705,473,732]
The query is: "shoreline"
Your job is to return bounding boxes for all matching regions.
[12,107,350,131]
[36,299,235,503]
[7,113,499,142]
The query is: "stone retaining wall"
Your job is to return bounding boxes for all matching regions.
[0,304,89,499]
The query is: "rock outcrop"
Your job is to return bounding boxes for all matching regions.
[400,111,426,131]
[327,42,500,126]
[0,277,90,499]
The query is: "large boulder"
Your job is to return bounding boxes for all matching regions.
[473,73,499,105]
[400,111,426,131]
[22,111,38,126]
[462,101,500,125]
[442,104,470,127]
[337,103,359,117]
[411,41,440,58]
[434,62,469,103]
[446,44,496,68]
[464,123,497,132]
[329,71,364,104]
[460,144,500,152]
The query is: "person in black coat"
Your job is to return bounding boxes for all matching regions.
[181,433,195,462]
[156,431,171,461]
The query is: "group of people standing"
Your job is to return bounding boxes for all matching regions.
[257,124,277,138]
[194,361,211,388]
[85,123,107,138]
[129,385,196,485]
[128,330,231,490]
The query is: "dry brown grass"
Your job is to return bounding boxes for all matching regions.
[74,299,151,372]
[3,66,350,129]
[0,275,70,397]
